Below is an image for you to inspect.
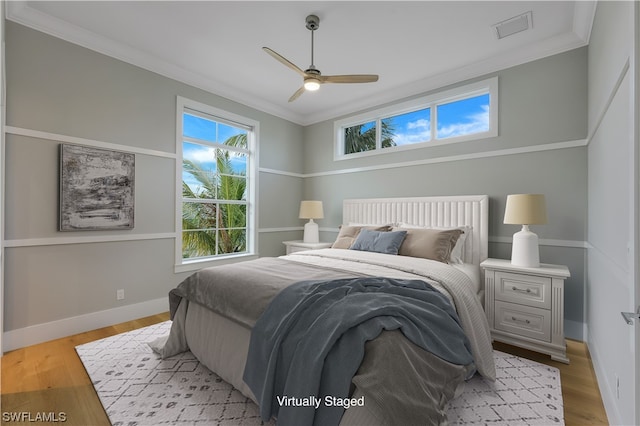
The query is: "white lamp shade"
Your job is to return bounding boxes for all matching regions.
[299,200,324,219]
[504,194,547,225]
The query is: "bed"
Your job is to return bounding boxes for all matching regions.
[153,195,495,426]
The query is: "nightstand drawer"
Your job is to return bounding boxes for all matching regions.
[494,301,551,342]
[494,271,551,309]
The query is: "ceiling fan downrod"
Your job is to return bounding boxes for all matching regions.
[306,15,320,72]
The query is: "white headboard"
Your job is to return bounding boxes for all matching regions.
[343,195,489,266]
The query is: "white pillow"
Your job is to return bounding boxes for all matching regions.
[397,223,471,264]
[348,222,398,227]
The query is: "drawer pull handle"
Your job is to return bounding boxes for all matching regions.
[512,286,532,293]
[511,316,531,324]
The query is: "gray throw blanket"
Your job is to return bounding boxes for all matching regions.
[242,276,474,426]
[167,257,364,328]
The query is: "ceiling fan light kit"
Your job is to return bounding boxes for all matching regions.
[264,14,379,102]
[304,78,321,91]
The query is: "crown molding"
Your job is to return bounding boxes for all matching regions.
[572,1,597,44]
[304,30,589,125]
[5,1,306,124]
[6,1,595,127]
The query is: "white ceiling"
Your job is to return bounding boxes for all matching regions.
[6,1,596,126]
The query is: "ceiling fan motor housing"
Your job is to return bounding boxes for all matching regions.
[306,14,320,31]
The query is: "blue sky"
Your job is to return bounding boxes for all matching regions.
[182,113,247,196]
[436,94,490,139]
[383,108,431,145]
[183,113,244,143]
[383,93,490,146]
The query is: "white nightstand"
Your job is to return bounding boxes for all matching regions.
[283,240,332,255]
[481,258,571,363]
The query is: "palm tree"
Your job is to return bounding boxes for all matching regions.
[181,164,218,258]
[344,120,396,154]
[182,135,248,258]
[216,151,247,254]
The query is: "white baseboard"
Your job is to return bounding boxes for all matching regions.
[587,330,617,426]
[2,297,169,353]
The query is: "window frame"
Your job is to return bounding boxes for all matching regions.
[334,77,498,160]
[175,96,259,272]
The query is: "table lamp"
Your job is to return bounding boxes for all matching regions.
[503,194,547,267]
[299,200,324,243]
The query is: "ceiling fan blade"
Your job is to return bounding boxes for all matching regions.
[288,86,306,102]
[263,47,306,77]
[321,74,379,84]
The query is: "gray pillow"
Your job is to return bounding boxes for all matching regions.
[331,225,392,249]
[393,227,463,263]
[350,229,407,255]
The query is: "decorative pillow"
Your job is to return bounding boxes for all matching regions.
[331,225,392,249]
[393,227,464,263]
[398,224,470,264]
[448,229,468,264]
[350,229,408,255]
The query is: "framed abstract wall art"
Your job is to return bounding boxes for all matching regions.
[59,144,135,231]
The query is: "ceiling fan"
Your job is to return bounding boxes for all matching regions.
[263,14,379,102]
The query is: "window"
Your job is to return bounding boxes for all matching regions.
[436,93,490,139]
[335,77,497,159]
[176,97,257,268]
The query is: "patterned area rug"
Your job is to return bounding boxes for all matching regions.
[76,321,563,426]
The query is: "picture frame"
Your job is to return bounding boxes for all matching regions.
[59,143,135,231]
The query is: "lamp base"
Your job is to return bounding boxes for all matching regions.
[511,225,540,268]
[303,219,319,243]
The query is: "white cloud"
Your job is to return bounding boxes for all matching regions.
[407,119,430,130]
[393,118,431,146]
[184,146,216,165]
[437,105,489,139]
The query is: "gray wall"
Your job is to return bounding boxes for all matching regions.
[303,47,588,340]
[3,20,592,348]
[586,2,637,425]
[3,21,303,335]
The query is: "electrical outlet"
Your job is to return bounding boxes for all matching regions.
[117,289,125,300]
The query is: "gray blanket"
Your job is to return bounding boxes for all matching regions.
[242,276,474,426]
[348,330,472,426]
[169,257,364,328]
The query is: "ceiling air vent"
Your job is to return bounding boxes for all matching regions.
[493,11,533,39]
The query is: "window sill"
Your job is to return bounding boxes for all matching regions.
[174,252,259,274]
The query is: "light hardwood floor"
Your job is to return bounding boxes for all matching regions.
[1,314,608,425]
